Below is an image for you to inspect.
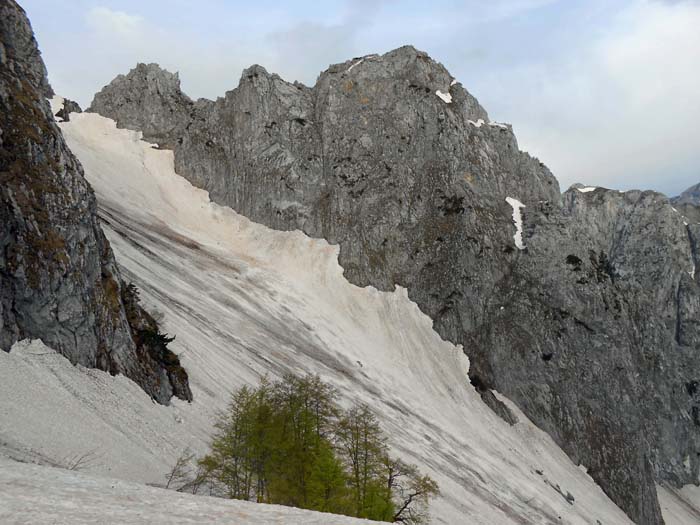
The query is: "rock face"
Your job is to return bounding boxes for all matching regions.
[0,0,191,404]
[90,52,700,524]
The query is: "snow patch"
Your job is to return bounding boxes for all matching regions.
[436,90,452,103]
[347,58,364,72]
[346,54,377,72]
[505,197,526,250]
[577,187,597,193]
[450,79,457,86]
[0,339,204,480]
[468,119,509,130]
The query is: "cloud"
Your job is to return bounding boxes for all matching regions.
[266,21,355,84]
[465,0,561,21]
[85,7,144,39]
[264,0,391,84]
[64,6,249,107]
[473,0,700,194]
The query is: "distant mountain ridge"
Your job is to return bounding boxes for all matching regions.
[673,182,700,206]
[89,52,700,524]
[671,183,700,224]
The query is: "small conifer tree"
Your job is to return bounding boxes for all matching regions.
[195,374,438,522]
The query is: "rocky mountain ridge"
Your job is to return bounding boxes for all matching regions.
[90,54,700,524]
[0,0,191,404]
[673,183,700,207]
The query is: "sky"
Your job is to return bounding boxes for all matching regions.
[21,0,700,196]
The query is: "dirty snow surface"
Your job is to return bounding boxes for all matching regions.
[658,484,700,525]
[0,112,637,524]
[0,457,378,525]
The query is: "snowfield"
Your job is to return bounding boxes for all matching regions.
[2,110,695,523]
[0,457,379,525]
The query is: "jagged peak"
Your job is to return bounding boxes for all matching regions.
[313,45,488,122]
[237,63,289,92]
[324,45,449,80]
[133,61,173,73]
[241,63,271,79]
[89,62,192,110]
[104,62,183,91]
[92,45,486,118]
[88,61,193,147]
[380,44,435,65]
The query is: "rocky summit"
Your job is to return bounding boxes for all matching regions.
[0,1,191,404]
[90,52,700,524]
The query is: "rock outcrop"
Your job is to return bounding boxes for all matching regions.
[54,97,82,122]
[0,0,191,404]
[89,50,700,523]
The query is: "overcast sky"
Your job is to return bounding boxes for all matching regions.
[22,0,700,196]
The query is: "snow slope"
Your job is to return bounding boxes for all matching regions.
[0,457,379,525]
[0,111,636,524]
[658,484,700,525]
[0,339,204,479]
